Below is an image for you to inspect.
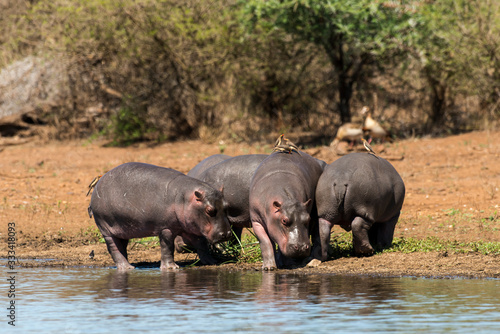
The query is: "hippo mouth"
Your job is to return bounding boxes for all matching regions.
[275,226,311,259]
[281,243,311,259]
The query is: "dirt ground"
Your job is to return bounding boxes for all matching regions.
[1,130,499,278]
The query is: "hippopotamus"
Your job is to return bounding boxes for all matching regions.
[175,154,268,253]
[315,153,405,261]
[88,162,231,270]
[249,150,324,270]
[191,154,269,237]
[187,154,231,179]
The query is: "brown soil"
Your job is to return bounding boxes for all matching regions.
[1,130,499,278]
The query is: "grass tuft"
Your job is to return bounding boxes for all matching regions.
[385,237,500,255]
[209,229,263,264]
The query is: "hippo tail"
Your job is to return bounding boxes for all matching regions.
[88,205,93,218]
[333,182,348,212]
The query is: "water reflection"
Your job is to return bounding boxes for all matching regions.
[90,269,403,308]
[4,266,500,333]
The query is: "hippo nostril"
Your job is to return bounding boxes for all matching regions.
[294,245,299,250]
[220,231,231,240]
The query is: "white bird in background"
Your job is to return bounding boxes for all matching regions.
[362,106,393,143]
[330,123,364,149]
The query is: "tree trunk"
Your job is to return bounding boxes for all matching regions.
[324,35,352,124]
[425,69,447,126]
[431,83,446,125]
[337,72,352,124]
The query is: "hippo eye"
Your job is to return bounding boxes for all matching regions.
[281,217,289,226]
[206,207,217,217]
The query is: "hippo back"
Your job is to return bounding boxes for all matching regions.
[187,154,231,179]
[198,154,268,227]
[316,153,405,224]
[90,162,229,241]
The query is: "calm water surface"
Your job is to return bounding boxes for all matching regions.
[1,266,499,333]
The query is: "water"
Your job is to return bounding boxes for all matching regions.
[1,266,500,333]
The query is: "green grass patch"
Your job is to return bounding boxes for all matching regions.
[79,226,160,247]
[130,236,160,248]
[328,232,354,259]
[78,226,105,244]
[386,236,500,255]
[79,225,500,262]
[209,229,263,264]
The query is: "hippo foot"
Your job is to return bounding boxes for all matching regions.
[354,241,374,256]
[160,263,180,270]
[305,258,322,267]
[354,248,375,257]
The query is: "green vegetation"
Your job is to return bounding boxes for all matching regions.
[213,231,264,264]
[108,105,153,146]
[211,231,500,264]
[79,226,104,244]
[387,237,500,255]
[0,0,498,143]
[78,225,500,265]
[243,0,415,123]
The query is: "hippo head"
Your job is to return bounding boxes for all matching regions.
[268,198,312,259]
[185,188,231,244]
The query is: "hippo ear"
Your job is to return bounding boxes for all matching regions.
[303,199,312,211]
[273,201,282,211]
[194,190,204,202]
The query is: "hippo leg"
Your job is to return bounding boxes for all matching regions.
[159,229,179,270]
[174,236,195,254]
[316,218,334,261]
[351,216,374,255]
[252,221,277,270]
[103,235,134,270]
[189,236,219,266]
[369,213,399,251]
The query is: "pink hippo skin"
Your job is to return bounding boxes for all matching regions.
[315,153,405,261]
[88,162,231,270]
[249,151,324,270]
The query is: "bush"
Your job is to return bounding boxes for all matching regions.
[0,0,498,143]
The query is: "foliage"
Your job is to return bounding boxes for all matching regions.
[108,104,152,146]
[208,229,263,264]
[241,0,416,123]
[405,0,500,130]
[7,0,238,141]
[0,0,498,142]
[452,0,500,119]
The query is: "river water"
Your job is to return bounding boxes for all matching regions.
[1,266,499,333]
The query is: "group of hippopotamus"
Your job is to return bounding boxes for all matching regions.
[88,139,405,271]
